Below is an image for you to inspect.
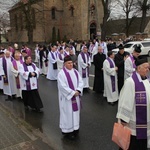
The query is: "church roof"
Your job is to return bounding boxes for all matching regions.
[106,17,150,36]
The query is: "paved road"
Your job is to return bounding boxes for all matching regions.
[0,64,118,150]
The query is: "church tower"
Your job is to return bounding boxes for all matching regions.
[87,0,103,40]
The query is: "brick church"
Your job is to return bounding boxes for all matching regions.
[8,0,104,43]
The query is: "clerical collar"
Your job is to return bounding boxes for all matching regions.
[25,63,32,66]
[64,67,73,72]
[136,72,147,81]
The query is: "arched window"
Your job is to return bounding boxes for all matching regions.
[51,7,56,19]
[69,6,74,17]
[90,22,96,40]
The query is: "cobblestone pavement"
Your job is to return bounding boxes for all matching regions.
[0,104,53,150]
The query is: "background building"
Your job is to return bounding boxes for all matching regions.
[8,0,104,43]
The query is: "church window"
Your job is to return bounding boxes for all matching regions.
[90,4,95,16]
[69,6,74,17]
[51,7,56,19]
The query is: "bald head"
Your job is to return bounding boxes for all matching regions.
[14,52,21,60]
[5,51,11,58]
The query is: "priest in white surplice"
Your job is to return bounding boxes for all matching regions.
[103,51,118,105]
[46,45,58,80]
[0,51,5,92]
[1,51,17,101]
[117,58,150,150]
[57,55,83,140]
[57,47,65,72]
[78,46,91,91]
[19,56,43,112]
[124,45,141,80]
[11,52,23,99]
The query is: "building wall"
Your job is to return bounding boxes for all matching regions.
[8,0,104,43]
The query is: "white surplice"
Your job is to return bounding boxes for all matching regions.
[117,73,150,148]
[2,57,17,96]
[57,67,83,133]
[78,53,91,88]
[18,63,40,90]
[11,60,22,98]
[0,58,4,89]
[100,42,108,57]
[124,54,136,80]
[91,46,98,63]
[103,58,118,102]
[46,51,58,80]
[57,53,65,72]
[38,51,48,75]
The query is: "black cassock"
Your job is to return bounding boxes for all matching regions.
[22,89,43,110]
[93,53,106,93]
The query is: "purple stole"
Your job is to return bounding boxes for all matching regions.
[51,52,56,60]
[25,48,31,56]
[63,67,79,111]
[80,52,89,78]
[22,63,36,91]
[107,58,116,92]
[130,55,136,68]
[2,57,14,84]
[64,51,69,57]
[58,54,63,60]
[12,60,23,89]
[132,72,147,139]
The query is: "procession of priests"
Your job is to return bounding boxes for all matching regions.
[0,46,43,112]
[1,37,150,148]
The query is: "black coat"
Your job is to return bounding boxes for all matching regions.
[114,51,129,93]
[114,51,129,78]
[93,53,106,93]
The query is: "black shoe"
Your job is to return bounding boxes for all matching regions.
[12,95,16,100]
[63,132,76,140]
[5,98,12,101]
[24,106,29,110]
[109,102,115,106]
[73,129,79,137]
[17,97,23,102]
[5,96,12,101]
[35,108,43,113]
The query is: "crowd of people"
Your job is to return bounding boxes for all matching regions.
[0,37,150,149]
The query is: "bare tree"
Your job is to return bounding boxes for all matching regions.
[116,0,139,37]
[101,0,111,40]
[137,0,150,32]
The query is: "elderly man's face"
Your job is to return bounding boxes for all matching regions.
[64,61,73,70]
[14,53,21,60]
[5,51,10,58]
[138,63,149,77]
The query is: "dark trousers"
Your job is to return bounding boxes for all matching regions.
[118,76,124,93]
[119,135,147,150]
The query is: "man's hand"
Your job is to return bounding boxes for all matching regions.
[74,91,80,97]
[31,72,35,77]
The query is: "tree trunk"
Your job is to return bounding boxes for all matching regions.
[101,0,110,40]
[139,0,148,32]
[28,29,33,44]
